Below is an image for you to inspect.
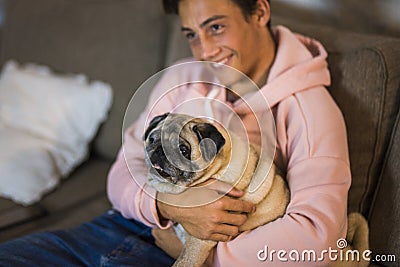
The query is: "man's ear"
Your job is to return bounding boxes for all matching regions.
[143,113,169,140]
[254,0,271,27]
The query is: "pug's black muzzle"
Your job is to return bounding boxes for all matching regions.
[147,144,194,184]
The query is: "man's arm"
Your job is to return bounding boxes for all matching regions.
[107,122,256,233]
[106,65,256,231]
[209,88,351,266]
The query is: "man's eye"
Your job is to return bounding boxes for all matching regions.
[185,32,196,40]
[211,24,223,32]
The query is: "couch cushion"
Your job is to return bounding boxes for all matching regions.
[39,157,112,213]
[0,194,111,243]
[0,0,169,160]
[369,111,400,266]
[0,198,46,230]
[0,157,112,242]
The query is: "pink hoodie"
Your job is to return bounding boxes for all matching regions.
[107,26,351,266]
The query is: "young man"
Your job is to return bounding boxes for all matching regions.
[108,0,350,266]
[0,0,350,266]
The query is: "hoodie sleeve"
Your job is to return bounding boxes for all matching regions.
[211,87,351,266]
[106,57,218,227]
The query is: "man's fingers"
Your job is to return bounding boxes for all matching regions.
[213,223,240,237]
[225,187,244,198]
[203,179,243,197]
[221,197,255,214]
[208,233,233,242]
[219,212,248,226]
[208,224,243,242]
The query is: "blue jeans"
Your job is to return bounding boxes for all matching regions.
[0,209,174,267]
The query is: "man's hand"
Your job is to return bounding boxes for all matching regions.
[151,227,183,259]
[156,180,255,242]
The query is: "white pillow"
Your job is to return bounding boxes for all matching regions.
[0,125,59,205]
[0,60,113,205]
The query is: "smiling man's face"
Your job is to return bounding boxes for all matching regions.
[178,0,275,85]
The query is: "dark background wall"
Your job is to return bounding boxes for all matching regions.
[271,0,400,38]
[0,1,398,38]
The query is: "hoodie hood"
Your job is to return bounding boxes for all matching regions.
[233,25,331,114]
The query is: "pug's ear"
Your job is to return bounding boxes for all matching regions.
[193,123,225,161]
[143,113,169,140]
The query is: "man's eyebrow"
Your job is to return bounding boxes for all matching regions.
[181,15,227,32]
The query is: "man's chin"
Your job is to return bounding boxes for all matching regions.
[209,66,246,88]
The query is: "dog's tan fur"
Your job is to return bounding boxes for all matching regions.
[144,114,369,267]
[172,121,290,267]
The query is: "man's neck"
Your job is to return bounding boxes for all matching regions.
[224,28,277,103]
[252,28,277,88]
[225,75,258,103]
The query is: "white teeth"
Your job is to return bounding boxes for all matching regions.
[212,62,222,68]
[219,57,229,64]
[212,63,219,68]
[212,56,229,68]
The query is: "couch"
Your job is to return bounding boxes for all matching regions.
[0,1,399,266]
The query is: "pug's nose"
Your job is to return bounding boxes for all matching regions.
[170,176,178,184]
[172,169,184,182]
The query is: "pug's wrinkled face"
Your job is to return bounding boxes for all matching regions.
[143,113,226,193]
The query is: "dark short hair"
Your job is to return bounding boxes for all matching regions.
[162,0,271,26]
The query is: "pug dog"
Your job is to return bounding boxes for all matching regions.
[143,113,369,267]
[143,112,290,267]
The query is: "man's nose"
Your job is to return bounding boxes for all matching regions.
[200,35,220,60]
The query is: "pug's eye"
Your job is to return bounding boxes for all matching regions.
[148,132,158,144]
[179,144,190,160]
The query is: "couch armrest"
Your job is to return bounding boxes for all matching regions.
[369,108,400,267]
